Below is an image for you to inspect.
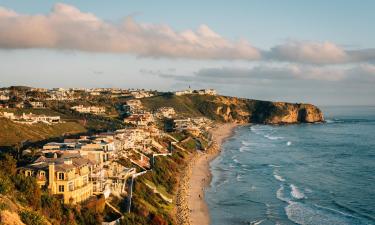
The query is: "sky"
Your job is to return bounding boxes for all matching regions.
[0,0,374,106]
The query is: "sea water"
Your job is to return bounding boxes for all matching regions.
[206,106,375,225]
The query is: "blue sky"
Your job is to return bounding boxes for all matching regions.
[0,0,374,105]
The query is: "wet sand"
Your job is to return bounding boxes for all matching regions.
[176,123,238,225]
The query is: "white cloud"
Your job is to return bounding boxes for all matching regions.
[158,63,375,83]
[267,41,375,64]
[0,4,374,65]
[268,41,348,64]
[0,3,260,60]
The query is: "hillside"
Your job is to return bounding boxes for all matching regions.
[0,108,125,148]
[0,118,86,147]
[141,94,324,124]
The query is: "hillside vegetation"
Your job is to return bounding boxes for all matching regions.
[0,107,125,148]
[0,118,86,147]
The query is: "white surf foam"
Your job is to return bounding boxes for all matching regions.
[269,164,282,168]
[236,174,244,182]
[286,141,292,146]
[290,184,305,199]
[239,145,250,152]
[241,140,251,146]
[326,119,334,123]
[250,219,265,225]
[264,134,284,140]
[273,173,286,182]
[276,185,290,203]
[285,201,356,225]
[250,126,262,135]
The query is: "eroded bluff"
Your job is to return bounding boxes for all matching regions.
[203,96,324,124]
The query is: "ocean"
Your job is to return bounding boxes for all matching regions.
[206,106,375,225]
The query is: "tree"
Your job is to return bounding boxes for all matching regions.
[0,154,17,176]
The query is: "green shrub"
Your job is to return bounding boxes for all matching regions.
[41,193,63,221]
[0,172,14,194]
[20,210,46,225]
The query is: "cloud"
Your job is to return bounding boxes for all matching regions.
[157,63,375,84]
[0,3,260,60]
[267,41,375,64]
[0,4,374,64]
[267,41,348,64]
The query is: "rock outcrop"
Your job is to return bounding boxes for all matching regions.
[142,94,324,124]
[212,96,324,124]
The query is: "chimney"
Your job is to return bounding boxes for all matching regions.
[48,163,55,192]
[63,159,72,165]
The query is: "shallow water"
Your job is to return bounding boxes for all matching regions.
[206,106,375,225]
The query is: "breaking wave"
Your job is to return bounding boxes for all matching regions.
[290,184,305,199]
[285,202,366,225]
[273,173,286,182]
[276,185,290,203]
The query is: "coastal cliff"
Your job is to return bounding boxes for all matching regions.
[141,94,324,124]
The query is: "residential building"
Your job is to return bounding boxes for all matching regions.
[21,155,93,204]
[0,94,9,101]
[155,107,176,119]
[71,105,106,114]
[28,101,46,108]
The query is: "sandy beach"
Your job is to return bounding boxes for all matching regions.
[176,123,238,225]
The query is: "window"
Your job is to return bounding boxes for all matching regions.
[40,171,45,177]
[58,185,64,192]
[26,171,32,176]
[68,182,74,191]
[58,172,65,180]
[83,176,88,185]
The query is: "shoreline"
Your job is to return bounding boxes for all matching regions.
[176,122,239,225]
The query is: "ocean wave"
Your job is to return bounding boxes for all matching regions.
[264,134,284,140]
[236,174,244,182]
[286,141,292,146]
[241,140,251,146]
[328,118,375,124]
[273,172,286,182]
[239,145,250,152]
[285,201,364,225]
[250,125,274,135]
[215,179,229,189]
[249,219,265,225]
[269,164,282,168]
[290,184,305,199]
[276,185,290,203]
[333,200,375,221]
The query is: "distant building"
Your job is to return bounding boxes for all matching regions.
[124,113,154,126]
[71,105,106,114]
[155,107,176,119]
[28,101,46,108]
[131,91,154,99]
[0,112,61,124]
[0,94,9,101]
[174,88,217,96]
[196,89,217,96]
[174,88,193,96]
